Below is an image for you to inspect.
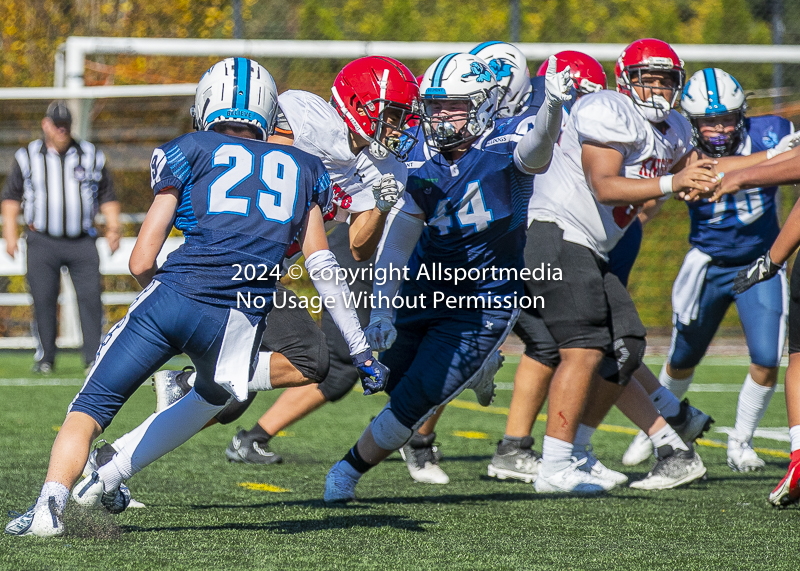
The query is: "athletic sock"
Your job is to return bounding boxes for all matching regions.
[541,435,573,474]
[790,426,800,455]
[732,374,776,442]
[38,481,69,514]
[573,424,596,450]
[649,423,688,453]
[498,434,533,454]
[245,422,273,442]
[342,445,372,476]
[659,362,693,400]
[248,351,273,391]
[650,386,682,419]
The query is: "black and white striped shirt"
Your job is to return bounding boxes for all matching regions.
[1,139,116,238]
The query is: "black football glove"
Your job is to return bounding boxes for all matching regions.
[733,253,782,294]
[351,350,390,396]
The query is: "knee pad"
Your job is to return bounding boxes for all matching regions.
[598,335,646,386]
[371,405,413,450]
[214,392,258,424]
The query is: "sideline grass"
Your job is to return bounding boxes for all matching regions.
[1,351,799,570]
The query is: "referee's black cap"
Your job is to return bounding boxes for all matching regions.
[45,100,72,129]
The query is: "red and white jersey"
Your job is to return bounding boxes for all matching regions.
[529,90,693,257]
[278,90,407,222]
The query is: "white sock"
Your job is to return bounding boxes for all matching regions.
[573,424,595,450]
[650,386,682,419]
[187,372,196,387]
[38,481,69,513]
[541,435,574,474]
[649,423,688,454]
[732,374,776,442]
[97,389,225,491]
[790,425,800,453]
[659,362,693,400]
[248,351,273,391]
[338,460,363,481]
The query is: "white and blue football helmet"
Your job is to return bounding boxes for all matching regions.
[191,57,279,141]
[469,41,532,118]
[418,53,499,151]
[681,68,747,157]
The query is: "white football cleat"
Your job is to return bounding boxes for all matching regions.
[324,461,358,503]
[629,445,706,490]
[534,457,614,494]
[72,472,131,514]
[727,438,766,472]
[622,430,654,466]
[5,497,64,538]
[574,445,628,485]
[400,439,450,485]
[470,350,503,407]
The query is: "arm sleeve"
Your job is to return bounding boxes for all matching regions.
[370,208,424,320]
[513,103,563,173]
[305,249,371,356]
[1,160,24,202]
[96,164,117,204]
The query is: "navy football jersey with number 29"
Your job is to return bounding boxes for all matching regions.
[403,118,534,298]
[149,130,331,315]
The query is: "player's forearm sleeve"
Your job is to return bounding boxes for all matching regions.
[305,249,370,356]
[371,208,424,319]
[513,102,564,173]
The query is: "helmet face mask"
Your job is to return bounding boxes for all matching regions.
[331,56,420,161]
[616,39,685,123]
[681,68,747,157]
[419,53,499,151]
[191,57,278,141]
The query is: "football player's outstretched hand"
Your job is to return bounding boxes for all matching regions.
[372,173,401,212]
[365,315,397,352]
[733,253,781,294]
[351,350,390,395]
[544,55,574,106]
[673,158,719,201]
[767,131,800,159]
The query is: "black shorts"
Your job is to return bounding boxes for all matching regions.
[523,221,645,352]
[789,260,800,354]
[513,306,560,368]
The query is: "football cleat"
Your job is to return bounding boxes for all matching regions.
[622,430,654,466]
[487,436,541,483]
[72,472,131,514]
[225,428,283,465]
[534,457,613,494]
[769,461,800,507]
[400,432,449,484]
[574,445,628,486]
[629,445,706,490]
[470,350,503,407]
[5,497,64,537]
[152,366,194,412]
[81,442,145,509]
[665,399,714,444]
[324,461,358,503]
[727,438,765,472]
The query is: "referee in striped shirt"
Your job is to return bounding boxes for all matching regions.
[1,101,120,374]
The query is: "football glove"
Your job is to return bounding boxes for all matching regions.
[372,173,401,213]
[767,131,800,159]
[733,253,782,294]
[365,315,397,352]
[544,55,575,108]
[351,350,390,395]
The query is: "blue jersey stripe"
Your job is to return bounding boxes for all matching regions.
[432,53,458,88]
[703,68,726,114]
[469,41,503,55]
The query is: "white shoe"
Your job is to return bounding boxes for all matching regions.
[622,430,654,466]
[470,350,503,407]
[152,367,194,412]
[534,457,614,494]
[324,461,358,503]
[574,445,628,485]
[5,497,64,537]
[72,472,131,514]
[727,438,765,472]
[630,445,706,490]
[400,442,450,484]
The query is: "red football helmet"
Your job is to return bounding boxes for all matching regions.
[615,38,685,114]
[330,56,420,160]
[536,51,607,95]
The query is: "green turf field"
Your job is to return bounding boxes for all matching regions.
[1,350,799,570]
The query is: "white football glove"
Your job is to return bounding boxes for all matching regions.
[365,315,397,352]
[766,130,800,159]
[544,55,574,108]
[372,173,401,213]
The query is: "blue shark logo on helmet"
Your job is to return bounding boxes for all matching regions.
[462,62,493,83]
[488,58,513,81]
